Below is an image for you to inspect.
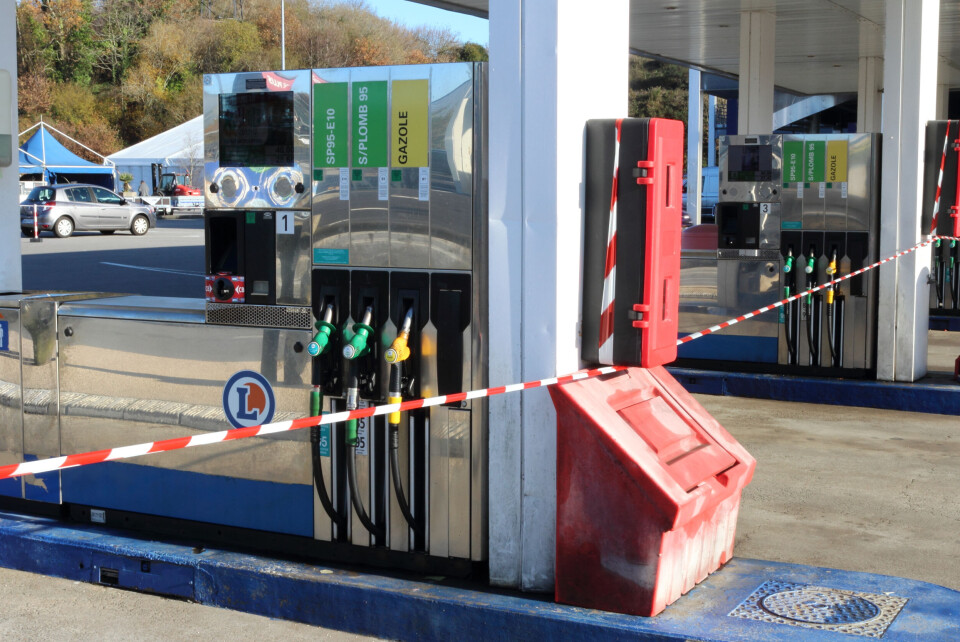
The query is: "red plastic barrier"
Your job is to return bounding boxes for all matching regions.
[550,366,755,617]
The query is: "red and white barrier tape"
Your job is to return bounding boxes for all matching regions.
[678,235,960,345]
[931,122,951,234]
[3,235,956,482]
[0,365,626,481]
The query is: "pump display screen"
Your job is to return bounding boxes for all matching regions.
[727,144,774,182]
[219,92,295,167]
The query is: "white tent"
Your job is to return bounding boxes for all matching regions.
[107,116,203,192]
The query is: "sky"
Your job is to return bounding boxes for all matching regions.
[360,0,489,45]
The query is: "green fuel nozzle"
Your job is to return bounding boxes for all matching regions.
[805,255,816,274]
[784,249,794,273]
[343,306,374,360]
[308,304,336,357]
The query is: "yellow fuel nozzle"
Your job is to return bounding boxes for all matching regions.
[826,249,838,277]
[384,307,414,364]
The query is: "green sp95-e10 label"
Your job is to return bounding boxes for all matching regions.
[314,82,348,169]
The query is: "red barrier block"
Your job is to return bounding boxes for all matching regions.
[550,366,755,617]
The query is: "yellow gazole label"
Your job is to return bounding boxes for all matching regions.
[391,79,428,168]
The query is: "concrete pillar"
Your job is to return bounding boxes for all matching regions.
[876,0,939,382]
[487,0,629,591]
[738,11,775,135]
[0,0,21,291]
[687,69,703,225]
[857,56,883,132]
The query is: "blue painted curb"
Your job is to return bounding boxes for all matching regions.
[667,367,960,415]
[0,510,957,640]
[930,315,960,331]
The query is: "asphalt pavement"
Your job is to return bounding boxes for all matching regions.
[21,217,205,299]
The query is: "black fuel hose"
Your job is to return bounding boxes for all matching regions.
[826,300,836,367]
[345,361,385,542]
[936,251,945,308]
[347,445,384,541]
[310,425,345,531]
[952,245,960,310]
[387,362,420,536]
[784,298,796,364]
[806,294,818,366]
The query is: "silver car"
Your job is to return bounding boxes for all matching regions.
[20,184,157,238]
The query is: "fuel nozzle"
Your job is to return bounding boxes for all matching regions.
[343,306,374,360]
[784,248,794,274]
[805,248,816,275]
[308,304,336,357]
[385,307,414,365]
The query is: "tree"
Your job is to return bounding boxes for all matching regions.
[458,42,488,62]
[92,0,155,84]
[628,55,688,121]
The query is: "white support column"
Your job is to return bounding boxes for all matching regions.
[708,95,717,167]
[738,11,775,135]
[687,69,703,225]
[877,0,939,382]
[0,0,21,292]
[487,0,629,591]
[487,0,524,589]
[857,56,883,132]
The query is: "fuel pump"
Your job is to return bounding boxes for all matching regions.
[384,307,421,538]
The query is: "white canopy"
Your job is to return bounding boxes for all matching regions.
[107,116,203,189]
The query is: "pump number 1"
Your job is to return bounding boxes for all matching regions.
[276,211,294,235]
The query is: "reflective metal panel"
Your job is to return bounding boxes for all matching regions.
[312,63,477,270]
[312,68,353,265]
[20,299,60,502]
[429,65,474,270]
[276,210,312,306]
[718,135,782,203]
[204,70,311,210]
[0,306,22,499]
[57,300,313,535]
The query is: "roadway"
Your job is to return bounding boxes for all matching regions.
[21,217,205,298]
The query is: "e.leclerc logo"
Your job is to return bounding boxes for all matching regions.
[222,370,276,428]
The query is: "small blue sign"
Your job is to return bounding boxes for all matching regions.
[0,320,8,351]
[314,248,350,265]
[318,425,331,457]
[222,370,276,428]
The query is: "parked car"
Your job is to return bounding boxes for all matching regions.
[20,184,157,238]
[682,166,719,225]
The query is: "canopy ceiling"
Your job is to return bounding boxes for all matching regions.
[414,0,960,96]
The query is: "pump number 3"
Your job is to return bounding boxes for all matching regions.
[276,211,294,235]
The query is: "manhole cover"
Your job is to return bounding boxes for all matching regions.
[761,588,881,624]
[729,580,908,638]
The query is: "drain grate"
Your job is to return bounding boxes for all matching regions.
[729,580,907,638]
